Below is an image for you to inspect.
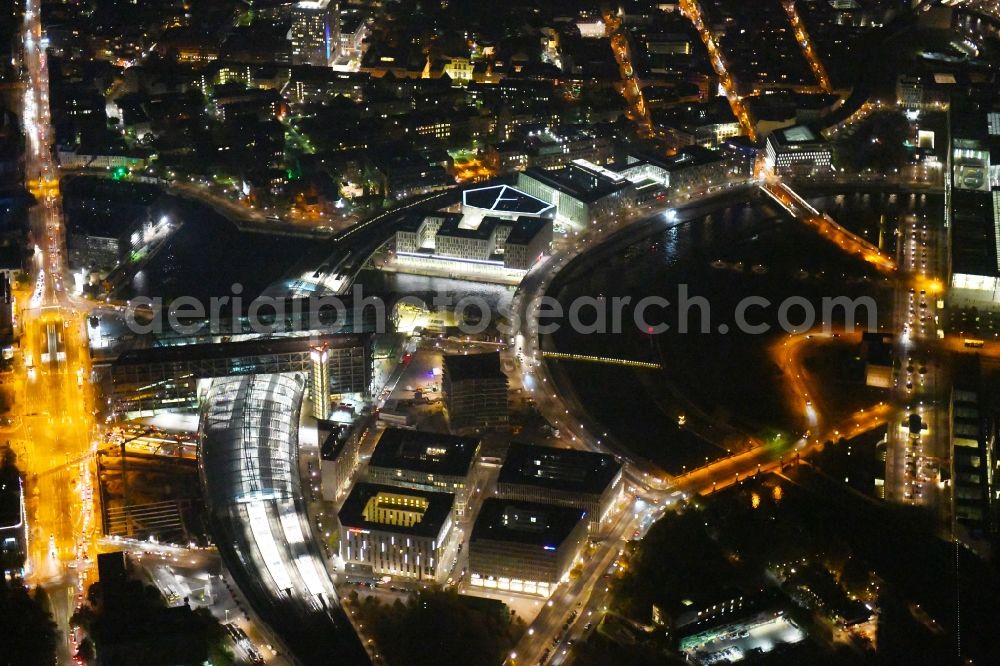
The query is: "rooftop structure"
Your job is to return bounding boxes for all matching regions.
[338,482,455,581]
[468,498,589,596]
[369,428,480,479]
[338,482,454,538]
[517,163,636,226]
[497,442,623,532]
[471,498,587,547]
[199,374,304,505]
[461,184,555,219]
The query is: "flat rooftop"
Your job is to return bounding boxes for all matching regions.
[498,442,621,496]
[114,333,367,367]
[505,216,551,245]
[471,498,586,548]
[772,124,825,146]
[462,184,555,217]
[523,163,631,204]
[369,428,480,477]
[443,352,505,382]
[338,482,454,537]
[951,190,998,278]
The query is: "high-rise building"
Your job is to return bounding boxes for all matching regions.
[442,352,508,432]
[310,345,330,419]
[290,0,338,66]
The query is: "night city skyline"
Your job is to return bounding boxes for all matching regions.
[3,1,1000,665]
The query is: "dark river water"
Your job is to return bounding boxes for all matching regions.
[544,190,936,473]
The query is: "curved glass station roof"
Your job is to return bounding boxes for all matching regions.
[200,374,305,506]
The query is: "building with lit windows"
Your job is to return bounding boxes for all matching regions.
[517,162,635,227]
[496,442,623,533]
[366,428,481,516]
[338,482,454,581]
[391,202,553,279]
[442,56,474,81]
[468,499,588,596]
[310,346,330,418]
[319,420,363,502]
[946,191,1000,333]
[442,352,508,431]
[0,465,26,575]
[290,0,338,66]
[763,125,832,175]
[950,379,996,541]
[110,334,371,416]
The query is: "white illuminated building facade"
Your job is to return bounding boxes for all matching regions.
[764,125,832,175]
[468,499,588,596]
[389,184,554,281]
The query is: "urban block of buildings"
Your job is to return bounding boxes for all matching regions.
[468,498,588,596]
[337,481,454,581]
[764,125,833,175]
[496,442,624,534]
[392,208,553,279]
[366,428,481,516]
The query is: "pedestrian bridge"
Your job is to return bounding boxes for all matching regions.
[760,179,897,272]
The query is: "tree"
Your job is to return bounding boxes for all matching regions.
[0,578,59,666]
[355,587,522,666]
[76,637,95,664]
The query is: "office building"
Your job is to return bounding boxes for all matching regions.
[319,420,363,502]
[442,352,508,432]
[110,334,371,416]
[310,345,331,419]
[950,357,998,545]
[366,428,481,516]
[763,125,832,175]
[947,191,1000,336]
[496,442,623,533]
[468,498,588,596]
[391,186,554,279]
[291,0,338,66]
[517,163,636,227]
[338,482,454,581]
[0,464,26,575]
